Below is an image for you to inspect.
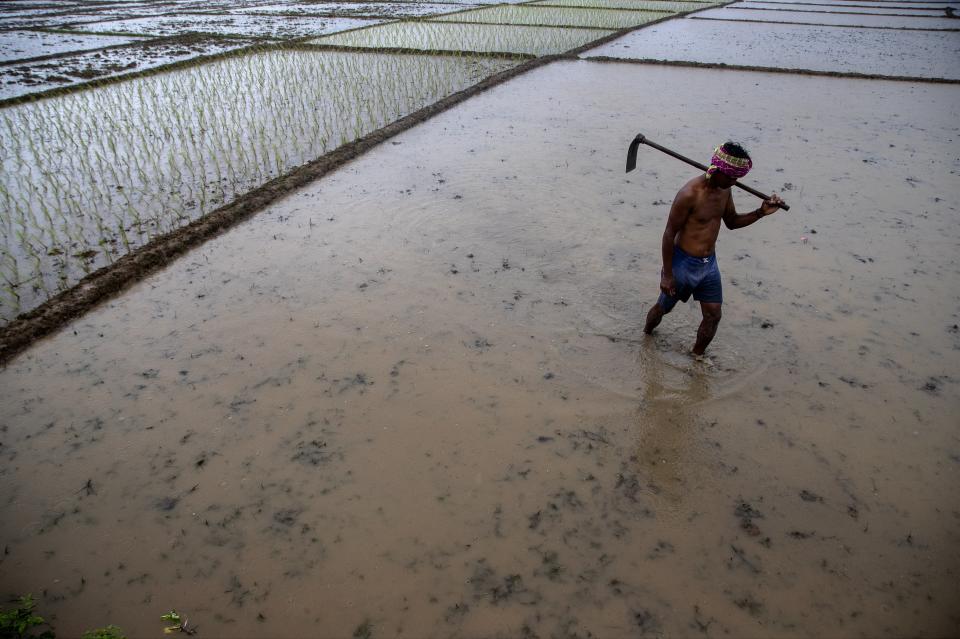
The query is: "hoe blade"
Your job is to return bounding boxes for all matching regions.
[625,134,645,173]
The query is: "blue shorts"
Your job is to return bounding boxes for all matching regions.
[657,245,723,312]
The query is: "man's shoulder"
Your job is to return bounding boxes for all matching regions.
[676,176,704,200]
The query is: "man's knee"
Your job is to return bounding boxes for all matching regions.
[655,298,677,315]
[701,304,722,323]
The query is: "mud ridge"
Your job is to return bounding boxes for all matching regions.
[578,55,960,83]
[293,42,535,59]
[0,32,250,68]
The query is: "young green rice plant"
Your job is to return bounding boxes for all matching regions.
[430,6,669,29]
[309,21,613,55]
[0,49,517,321]
[529,0,718,10]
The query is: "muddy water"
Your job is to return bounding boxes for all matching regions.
[735,0,949,12]
[692,6,960,27]
[2,60,959,637]
[586,18,960,79]
[0,31,140,63]
[68,13,383,39]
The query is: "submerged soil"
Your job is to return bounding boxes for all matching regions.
[1,60,957,637]
[692,6,960,27]
[585,17,960,79]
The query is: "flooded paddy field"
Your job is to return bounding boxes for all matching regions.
[63,13,386,39]
[0,47,516,319]
[0,35,261,100]
[530,0,718,9]
[691,7,960,28]
[731,0,950,12]
[428,6,672,29]
[0,30,143,62]
[2,46,959,638]
[2,0,712,324]
[586,18,960,78]
[310,21,616,53]
[231,3,486,17]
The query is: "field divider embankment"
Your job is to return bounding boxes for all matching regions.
[688,15,960,30]
[0,32,251,69]
[290,41,536,59]
[24,26,156,38]
[578,55,960,83]
[0,0,732,364]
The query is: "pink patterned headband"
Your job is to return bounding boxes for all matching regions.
[706,145,752,179]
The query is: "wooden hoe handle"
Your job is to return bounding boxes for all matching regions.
[626,134,790,211]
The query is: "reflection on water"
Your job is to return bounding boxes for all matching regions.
[636,338,712,506]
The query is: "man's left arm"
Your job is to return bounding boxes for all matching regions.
[723,193,785,230]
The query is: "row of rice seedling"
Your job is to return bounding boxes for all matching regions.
[309,21,613,55]
[0,48,517,321]
[530,0,719,11]
[429,5,669,29]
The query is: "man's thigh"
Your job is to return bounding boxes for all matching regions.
[699,301,722,321]
[692,262,723,305]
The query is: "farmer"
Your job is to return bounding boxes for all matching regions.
[643,141,784,355]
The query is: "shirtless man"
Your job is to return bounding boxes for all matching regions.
[643,141,784,356]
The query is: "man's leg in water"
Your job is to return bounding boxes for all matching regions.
[692,302,722,355]
[644,302,667,334]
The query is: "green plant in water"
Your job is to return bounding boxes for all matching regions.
[80,626,126,639]
[0,595,54,639]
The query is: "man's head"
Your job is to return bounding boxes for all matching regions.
[706,141,751,188]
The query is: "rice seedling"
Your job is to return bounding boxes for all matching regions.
[529,0,719,11]
[0,49,517,321]
[430,5,669,29]
[309,21,613,55]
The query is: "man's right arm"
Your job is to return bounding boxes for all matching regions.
[660,188,692,296]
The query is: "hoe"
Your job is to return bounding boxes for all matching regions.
[626,133,790,211]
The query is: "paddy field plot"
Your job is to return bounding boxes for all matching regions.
[585,18,960,78]
[64,13,383,39]
[232,2,481,17]
[0,48,517,320]
[528,0,719,11]
[692,6,960,27]
[0,30,142,63]
[429,5,670,29]
[742,0,954,5]
[0,11,85,31]
[0,35,260,100]
[310,21,613,54]
[733,0,950,13]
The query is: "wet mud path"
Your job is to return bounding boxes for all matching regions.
[1,58,958,637]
